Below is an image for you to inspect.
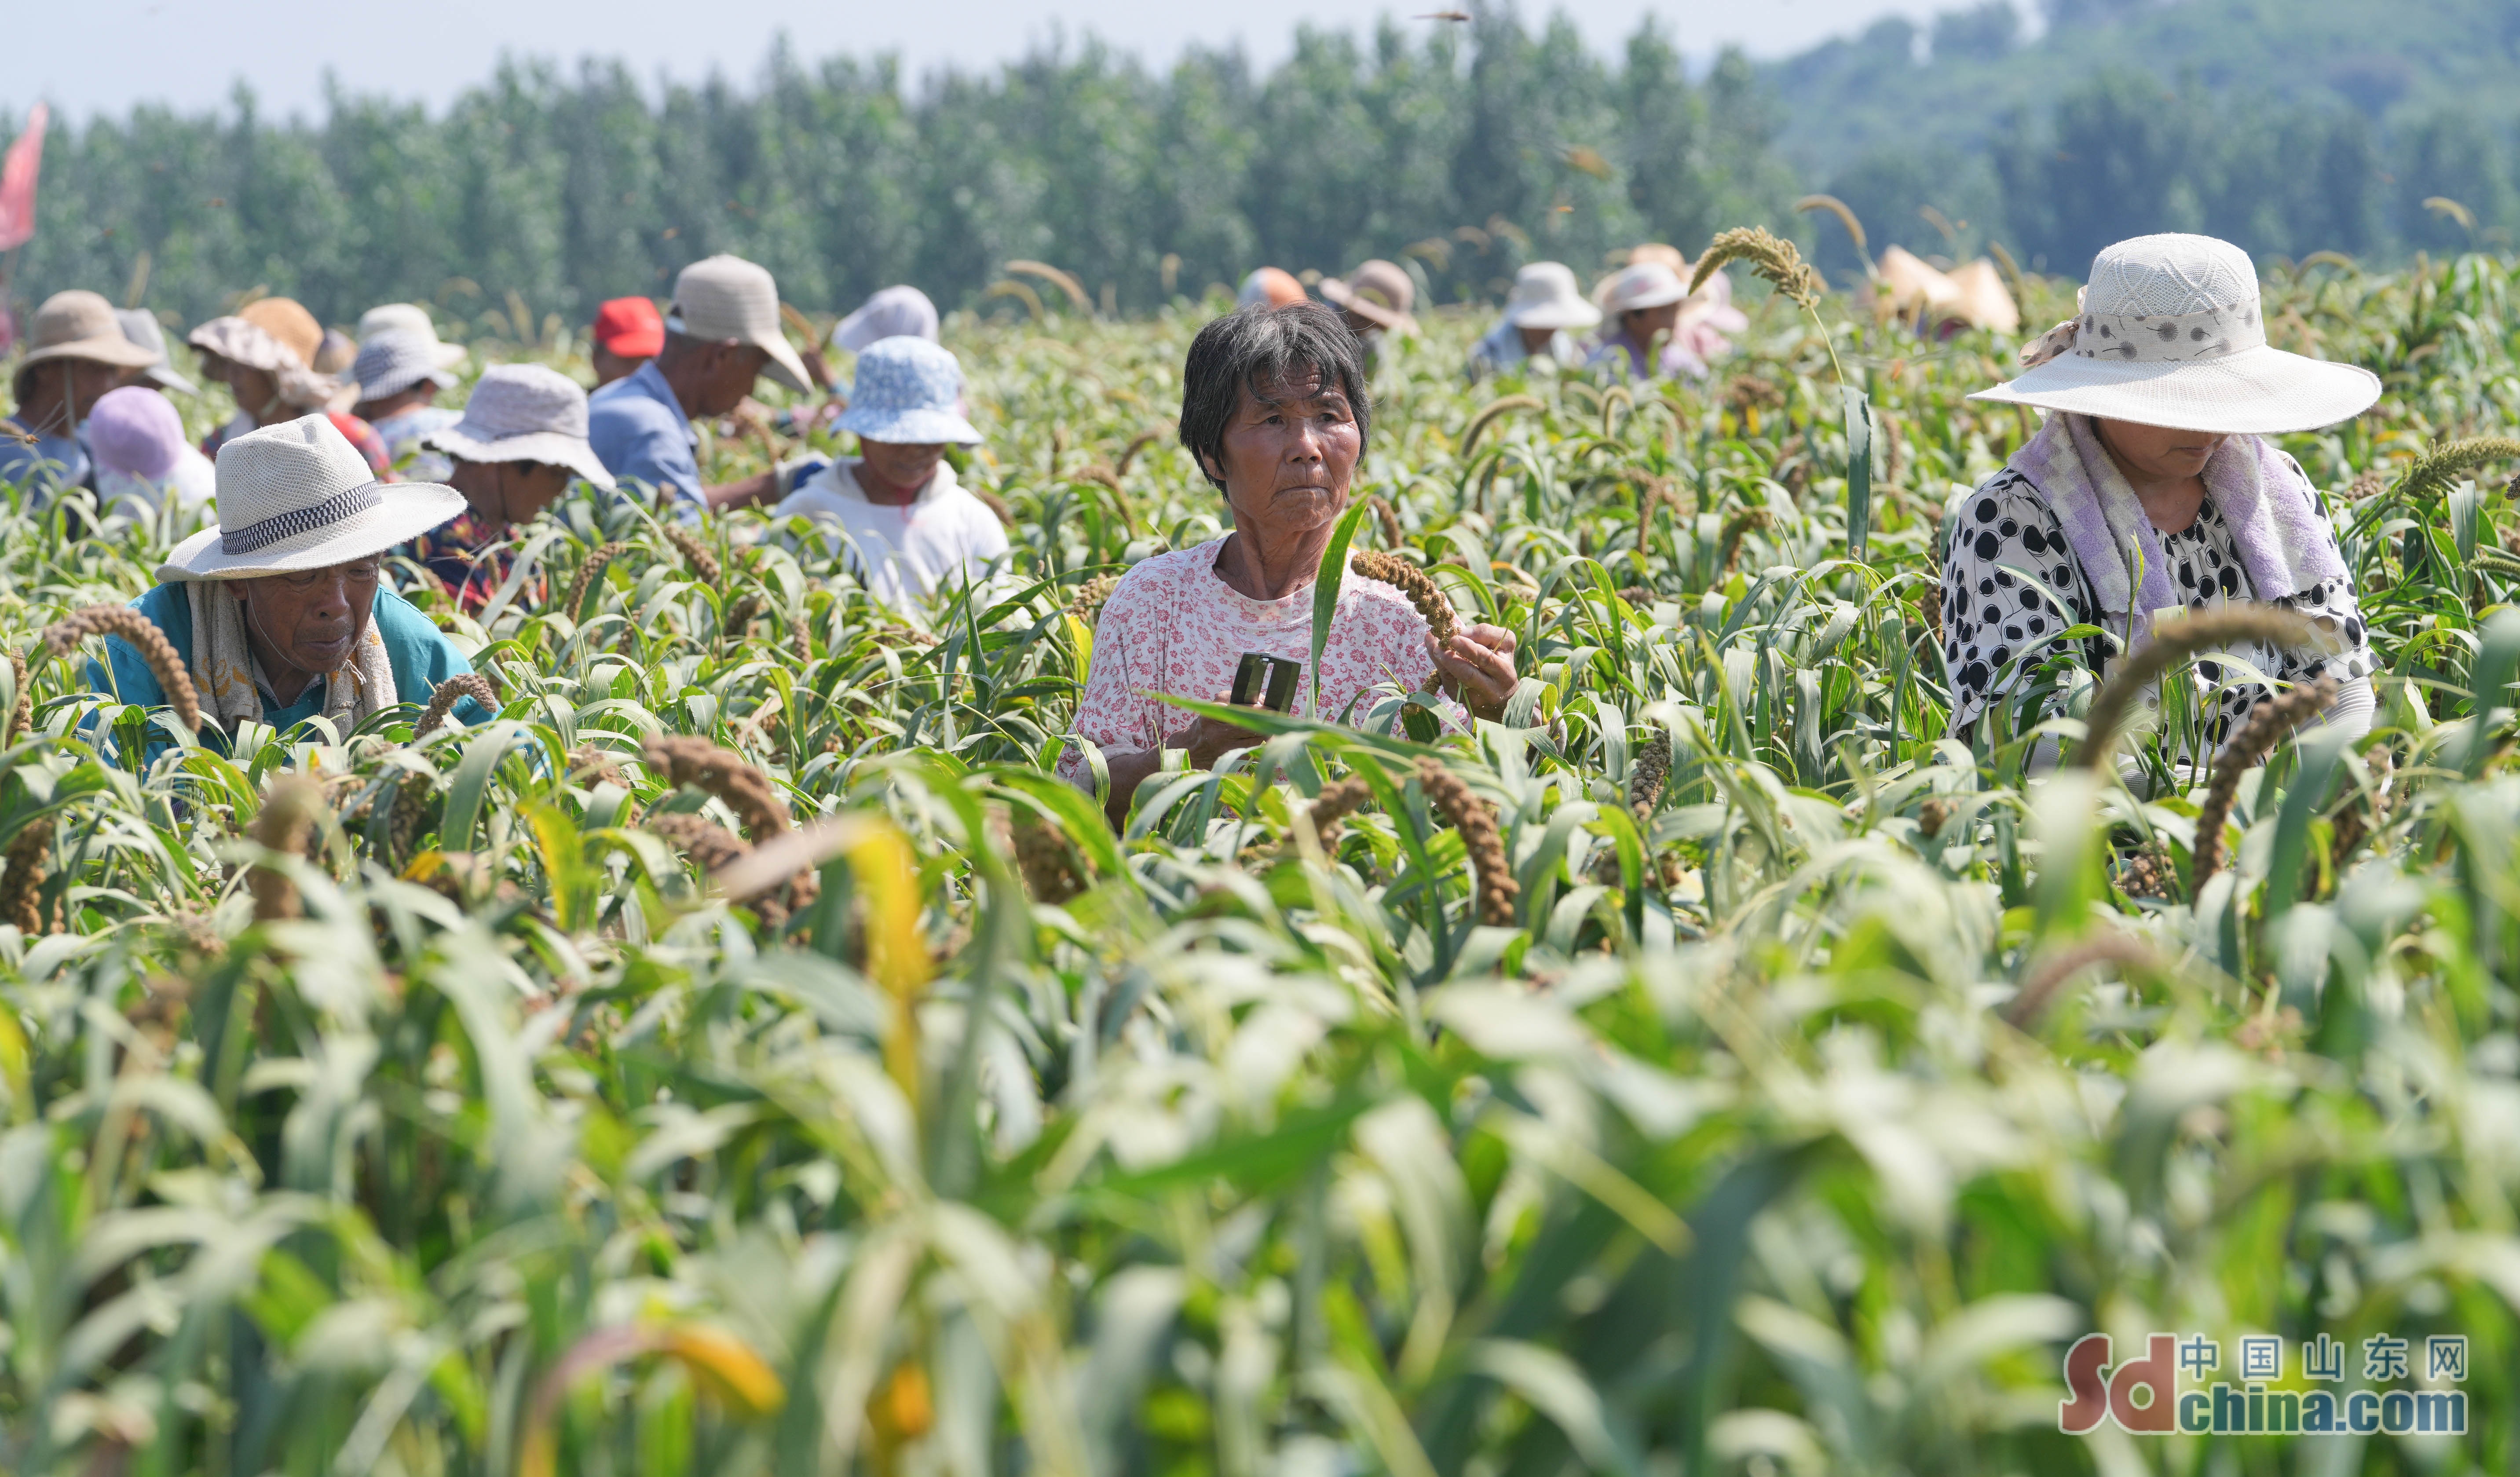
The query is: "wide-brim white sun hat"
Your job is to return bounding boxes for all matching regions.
[1504,262,1602,331]
[832,285,940,352]
[425,363,617,491]
[835,336,983,445]
[357,303,469,371]
[1599,261,1690,315]
[1970,232,2381,435]
[160,413,463,581]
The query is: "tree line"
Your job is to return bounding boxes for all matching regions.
[0,15,1785,333]
[5,6,2517,334]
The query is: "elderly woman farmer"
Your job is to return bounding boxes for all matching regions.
[772,336,1008,607]
[1064,303,1519,825]
[91,414,494,751]
[1941,233,2380,749]
[401,365,617,611]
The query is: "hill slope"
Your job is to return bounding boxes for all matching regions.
[1767,0,2520,174]
[1756,0,2520,277]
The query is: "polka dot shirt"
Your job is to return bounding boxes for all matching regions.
[1939,468,2371,744]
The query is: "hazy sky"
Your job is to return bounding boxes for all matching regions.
[15,0,1989,121]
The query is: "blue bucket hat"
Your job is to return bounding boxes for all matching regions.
[837,336,982,446]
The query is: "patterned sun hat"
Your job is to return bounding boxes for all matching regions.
[1971,233,2380,435]
[353,329,460,404]
[835,337,982,445]
[424,364,615,490]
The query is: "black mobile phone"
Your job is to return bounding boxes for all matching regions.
[1231,652,1302,713]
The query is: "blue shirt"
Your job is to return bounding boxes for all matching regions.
[88,583,495,759]
[588,359,702,518]
[0,420,91,499]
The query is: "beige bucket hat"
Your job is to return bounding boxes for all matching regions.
[669,255,812,392]
[19,290,164,373]
[1319,260,1418,333]
[1971,233,2380,435]
[160,413,462,581]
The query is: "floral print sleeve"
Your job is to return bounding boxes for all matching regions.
[1939,470,2372,744]
[1058,537,1466,791]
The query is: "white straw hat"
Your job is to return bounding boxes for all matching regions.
[1503,262,1602,331]
[425,364,616,490]
[1970,233,2380,435]
[832,285,940,352]
[356,303,468,371]
[160,413,463,581]
[669,255,813,393]
[1599,261,1690,315]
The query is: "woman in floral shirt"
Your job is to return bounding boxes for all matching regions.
[1063,303,1520,825]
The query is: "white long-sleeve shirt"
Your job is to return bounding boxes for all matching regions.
[773,457,1010,608]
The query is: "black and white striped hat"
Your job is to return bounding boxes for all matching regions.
[157,414,464,581]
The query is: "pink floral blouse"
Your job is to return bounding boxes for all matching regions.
[1060,536,1465,787]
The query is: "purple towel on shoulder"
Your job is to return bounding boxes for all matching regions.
[2007,412,2345,645]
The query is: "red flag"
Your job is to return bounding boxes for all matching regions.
[0,103,49,253]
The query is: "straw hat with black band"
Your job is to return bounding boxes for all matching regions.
[161,413,461,581]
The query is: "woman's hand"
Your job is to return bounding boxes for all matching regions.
[1097,695,1267,827]
[1166,692,1269,769]
[1430,625,1519,721]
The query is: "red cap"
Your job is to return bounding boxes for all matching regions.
[592,296,665,357]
